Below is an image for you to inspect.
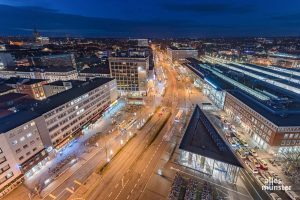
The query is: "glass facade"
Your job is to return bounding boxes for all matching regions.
[179,150,239,183]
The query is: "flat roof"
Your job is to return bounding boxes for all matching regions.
[4,78,46,85]
[0,84,14,93]
[1,66,76,73]
[185,58,300,127]
[169,46,197,51]
[0,78,113,133]
[80,67,110,74]
[179,105,243,168]
[0,93,28,103]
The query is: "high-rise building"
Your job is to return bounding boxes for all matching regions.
[109,51,149,96]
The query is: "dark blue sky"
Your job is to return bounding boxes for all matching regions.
[0,0,300,37]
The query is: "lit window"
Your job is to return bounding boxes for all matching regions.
[27,133,32,138]
[6,172,13,178]
[30,122,35,126]
[12,140,18,145]
[20,137,25,142]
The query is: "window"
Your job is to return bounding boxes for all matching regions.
[0,156,6,164]
[19,156,24,161]
[16,148,21,154]
[26,152,31,156]
[30,141,35,145]
[0,148,2,154]
[6,172,13,179]
[20,137,25,142]
[284,134,289,139]
[0,176,6,184]
[27,133,32,138]
[0,164,10,174]
[23,144,28,149]
[12,140,18,145]
[30,122,35,126]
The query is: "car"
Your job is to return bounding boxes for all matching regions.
[225,132,231,137]
[223,119,230,125]
[228,138,237,147]
[270,193,282,200]
[232,137,240,145]
[258,159,268,170]
[250,149,258,157]
[285,190,300,200]
[236,149,246,159]
[223,124,229,130]
[241,147,250,155]
[239,138,249,147]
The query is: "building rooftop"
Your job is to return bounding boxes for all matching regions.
[169,46,197,51]
[0,84,14,93]
[80,66,110,74]
[185,57,300,127]
[0,78,113,133]
[4,78,46,85]
[0,93,28,103]
[179,105,243,168]
[109,50,149,58]
[1,66,76,73]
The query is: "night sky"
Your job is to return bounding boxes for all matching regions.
[0,0,300,37]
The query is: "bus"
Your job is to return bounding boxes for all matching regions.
[174,109,184,122]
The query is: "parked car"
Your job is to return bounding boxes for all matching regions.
[239,138,249,147]
[285,190,300,200]
[236,149,246,159]
[270,193,282,200]
[258,159,268,170]
[250,149,258,157]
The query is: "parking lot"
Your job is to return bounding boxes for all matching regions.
[207,110,300,200]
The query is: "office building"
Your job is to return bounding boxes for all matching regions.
[109,51,149,96]
[0,66,78,81]
[0,78,118,196]
[167,44,198,64]
[0,118,47,197]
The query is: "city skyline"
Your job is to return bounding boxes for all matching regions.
[0,0,300,37]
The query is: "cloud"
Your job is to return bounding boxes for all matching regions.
[162,3,255,14]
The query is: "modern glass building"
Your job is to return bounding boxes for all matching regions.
[178,105,243,184]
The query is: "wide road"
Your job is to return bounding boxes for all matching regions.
[85,49,189,200]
